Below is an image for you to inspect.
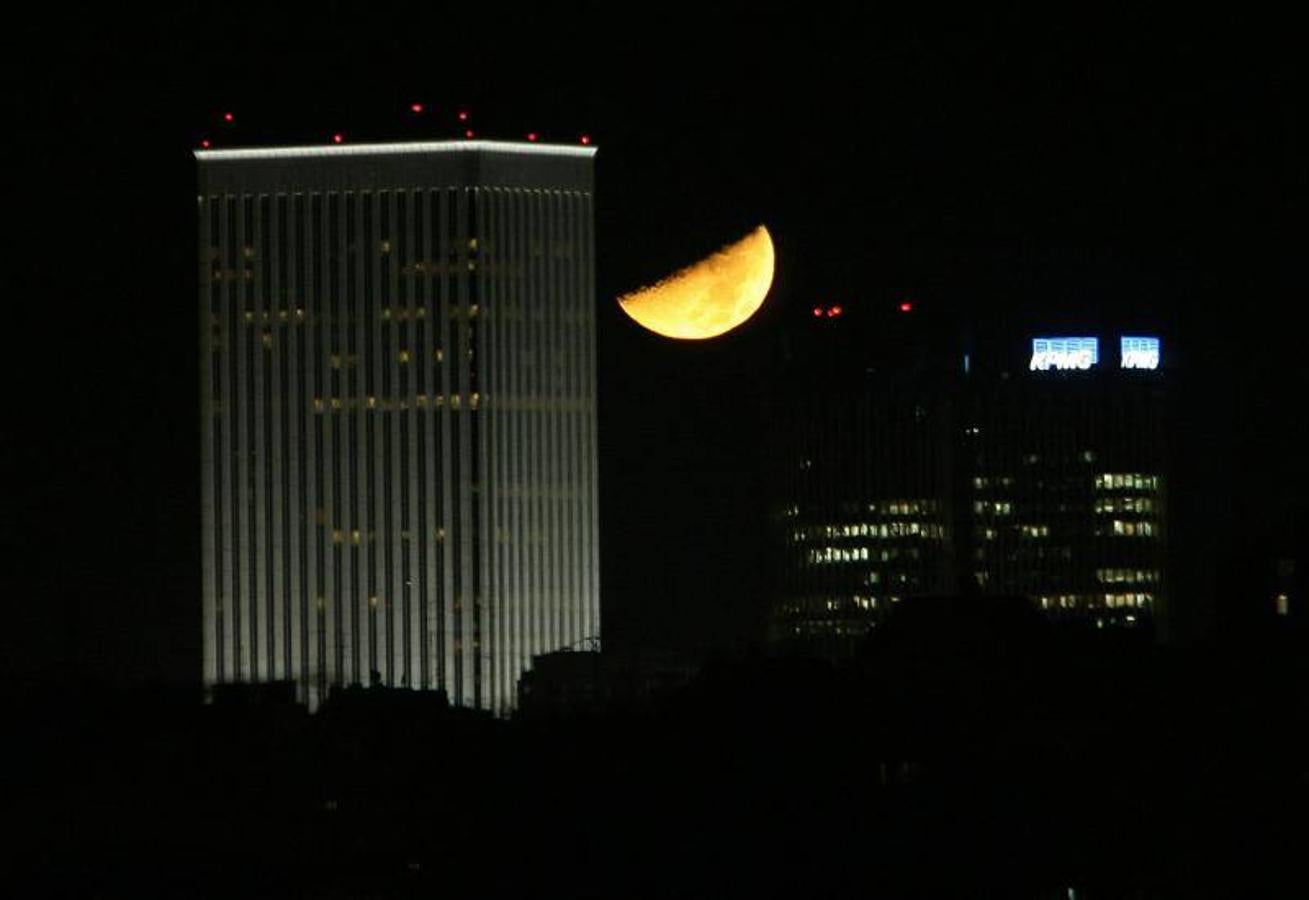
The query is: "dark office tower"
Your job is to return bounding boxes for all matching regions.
[768,314,1170,656]
[196,141,600,713]
[769,376,957,656]
[966,336,1168,628]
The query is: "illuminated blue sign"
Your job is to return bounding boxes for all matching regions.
[1030,337,1099,371]
[1120,336,1160,370]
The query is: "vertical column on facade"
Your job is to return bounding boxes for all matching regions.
[463,185,479,706]
[354,190,370,688]
[545,190,563,654]
[342,190,356,686]
[267,194,287,681]
[253,195,271,681]
[222,194,237,683]
[420,187,439,693]
[367,190,382,687]
[438,188,456,697]
[199,196,217,689]
[563,190,580,649]
[319,192,338,693]
[582,191,600,644]
[474,187,494,708]
[526,190,543,667]
[356,189,371,680]
[403,188,421,690]
[304,193,323,705]
[233,195,252,680]
[473,187,492,708]
[286,193,304,698]
[506,188,526,703]
[386,189,403,688]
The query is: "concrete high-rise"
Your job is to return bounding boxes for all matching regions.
[196,140,600,713]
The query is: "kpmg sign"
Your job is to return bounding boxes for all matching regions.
[1030,337,1099,371]
[1030,335,1162,372]
[1120,336,1161,370]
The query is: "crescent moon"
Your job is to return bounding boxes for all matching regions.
[617,225,775,340]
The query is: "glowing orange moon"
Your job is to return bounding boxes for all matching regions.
[617,225,775,340]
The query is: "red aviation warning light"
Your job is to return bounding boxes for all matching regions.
[332,133,344,144]
[899,300,913,313]
[464,129,475,139]
[410,102,424,114]
[829,305,843,317]
[526,132,538,142]
[579,134,591,145]
[457,110,469,122]
[812,307,823,318]
[222,112,234,123]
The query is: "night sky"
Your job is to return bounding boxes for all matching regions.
[6,7,1302,691]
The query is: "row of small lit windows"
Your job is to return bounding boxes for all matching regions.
[1096,568,1160,585]
[1094,497,1155,514]
[1104,593,1153,609]
[228,238,481,259]
[972,476,1016,490]
[792,521,946,542]
[808,546,871,564]
[1037,594,1153,610]
[214,259,497,281]
[327,527,445,545]
[327,350,444,368]
[974,500,1013,516]
[1101,519,1158,538]
[312,393,479,413]
[978,524,1055,540]
[233,307,478,324]
[871,500,939,516]
[238,309,307,323]
[1095,473,1160,491]
[806,545,928,565]
[790,623,867,637]
[780,595,902,617]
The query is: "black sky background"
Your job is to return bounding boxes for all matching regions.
[4,6,1302,690]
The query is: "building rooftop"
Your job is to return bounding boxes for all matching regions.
[194,139,597,163]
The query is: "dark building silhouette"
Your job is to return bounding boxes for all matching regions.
[769,306,1169,656]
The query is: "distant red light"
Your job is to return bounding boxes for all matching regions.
[332,133,344,144]
[526,132,538,142]
[223,112,234,123]
[830,305,843,317]
[410,103,424,114]
[812,307,823,317]
[457,110,469,122]
[200,139,211,149]
[579,134,591,145]
[464,129,475,139]
[899,301,913,313]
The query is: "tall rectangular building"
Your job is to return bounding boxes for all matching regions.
[768,319,1169,655]
[196,140,600,713]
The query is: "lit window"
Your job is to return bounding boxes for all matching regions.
[398,350,411,364]
[1276,594,1290,616]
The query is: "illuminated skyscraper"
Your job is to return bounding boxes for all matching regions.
[196,140,600,713]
